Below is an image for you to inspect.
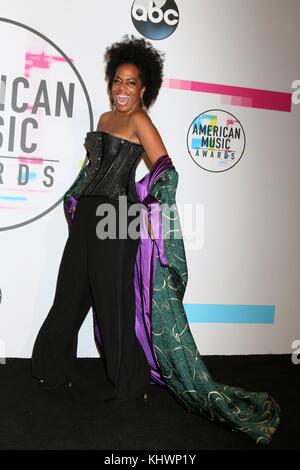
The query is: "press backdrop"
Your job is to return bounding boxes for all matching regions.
[0,0,299,358]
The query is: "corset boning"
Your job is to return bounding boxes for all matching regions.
[78,131,144,203]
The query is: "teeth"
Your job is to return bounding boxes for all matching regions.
[117,95,129,103]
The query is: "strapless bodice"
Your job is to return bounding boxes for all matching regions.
[78,131,144,203]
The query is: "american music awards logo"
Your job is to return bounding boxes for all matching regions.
[131,0,179,40]
[0,18,93,231]
[186,109,246,173]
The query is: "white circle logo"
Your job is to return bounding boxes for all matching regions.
[131,0,179,40]
[0,18,93,231]
[187,109,246,172]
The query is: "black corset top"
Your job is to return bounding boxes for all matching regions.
[79,131,144,203]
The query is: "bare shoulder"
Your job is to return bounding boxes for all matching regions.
[96,111,112,131]
[130,111,168,167]
[130,110,153,131]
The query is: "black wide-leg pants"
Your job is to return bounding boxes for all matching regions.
[31,195,150,400]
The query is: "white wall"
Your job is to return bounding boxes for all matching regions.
[0,0,299,357]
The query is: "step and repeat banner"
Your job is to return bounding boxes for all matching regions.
[0,0,299,358]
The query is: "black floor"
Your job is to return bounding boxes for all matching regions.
[0,355,299,450]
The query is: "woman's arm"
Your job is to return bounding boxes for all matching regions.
[131,112,168,168]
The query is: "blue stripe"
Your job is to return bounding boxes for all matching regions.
[184,304,275,324]
[0,195,27,200]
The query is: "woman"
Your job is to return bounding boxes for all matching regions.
[32,35,280,445]
[31,35,166,403]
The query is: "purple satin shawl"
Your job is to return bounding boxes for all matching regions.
[133,155,174,385]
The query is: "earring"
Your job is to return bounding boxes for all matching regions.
[140,95,148,113]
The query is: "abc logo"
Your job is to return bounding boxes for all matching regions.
[131,0,179,40]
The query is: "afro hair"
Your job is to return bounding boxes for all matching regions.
[103,34,165,109]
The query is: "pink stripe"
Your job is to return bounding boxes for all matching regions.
[162,77,291,112]
[19,157,44,164]
[4,188,51,192]
[25,51,73,78]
